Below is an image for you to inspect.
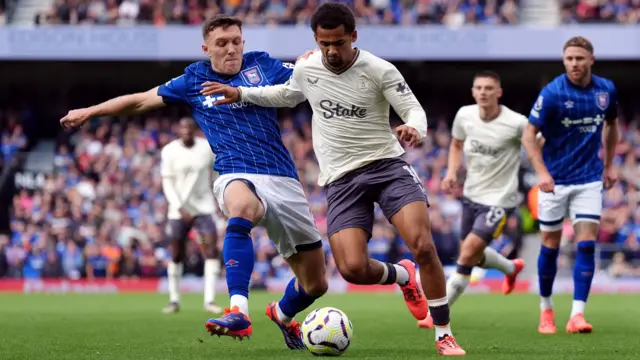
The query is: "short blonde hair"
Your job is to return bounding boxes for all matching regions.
[563,36,594,54]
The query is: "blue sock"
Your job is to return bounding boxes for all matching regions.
[573,241,596,302]
[538,245,559,297]
[223,217,254,299]
[278,278,320,318]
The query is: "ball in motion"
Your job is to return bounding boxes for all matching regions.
[301,307,353,356]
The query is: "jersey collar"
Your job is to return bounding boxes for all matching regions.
[322,48,360,75]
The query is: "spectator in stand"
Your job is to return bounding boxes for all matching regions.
[6,102,640,283]
[560,0,640,23]
[35,0,522,25]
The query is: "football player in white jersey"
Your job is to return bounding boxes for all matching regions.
[201,3,465,355]
[161,117,222,314]
[417,72,527,328]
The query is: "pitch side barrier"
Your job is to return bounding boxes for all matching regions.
[0,25,639,61]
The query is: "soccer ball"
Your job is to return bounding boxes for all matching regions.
[301,307,353,356]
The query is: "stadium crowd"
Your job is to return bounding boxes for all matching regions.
[561,0,640,23]
[2,101,640,282]
[0,109,29,178]
[33,0,521,26]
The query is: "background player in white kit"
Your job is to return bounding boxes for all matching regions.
[161,117,222,314]
[202,3,465,355]
[418,71,526,328]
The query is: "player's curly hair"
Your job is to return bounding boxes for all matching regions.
[311,2,356,34]
[202,14,243,40]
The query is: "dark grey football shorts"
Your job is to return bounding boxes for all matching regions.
[326,157,429,239]
[167,215,217,241]
[460,197,514,243]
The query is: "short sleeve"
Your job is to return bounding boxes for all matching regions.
[157,74,188,104]
[516,114,529,138]
[528,86,555,129]
[451,109,466,141]
[265,57,295,85]
[605,84,618,122]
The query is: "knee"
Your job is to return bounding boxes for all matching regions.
[458,247,477,267]
[407,234,437,265]
[458,236,486,266]
[336,258,368,284]
[226,201,260,222]
[302,278,328,298]
[541,231,561,248]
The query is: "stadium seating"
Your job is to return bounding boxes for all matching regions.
[33,0,522,25]
[3,103,640,282]
[560,0,640,23]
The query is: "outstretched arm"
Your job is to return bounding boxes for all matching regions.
[89,87,165,117]
[238,77,306,108]
[61,74,187,129]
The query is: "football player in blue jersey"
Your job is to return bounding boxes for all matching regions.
[522,36,619,335]
[60,15,324,349]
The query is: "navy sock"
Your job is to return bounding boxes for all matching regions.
[223,217,254,299]
[573,241,595,302]
[278,278,320,318]
[538,245,559,297]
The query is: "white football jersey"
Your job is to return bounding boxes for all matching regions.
[239,50,427,186]
[160,137,216,219]
[452,105,528,208]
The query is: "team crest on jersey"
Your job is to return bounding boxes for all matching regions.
[242,67,262,84]
[595,92,609,111]
[357,75,371,92]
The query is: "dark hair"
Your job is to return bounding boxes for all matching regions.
[563,36,594,54]
[473,70,501,84]
[202,15,243,39]
[310,2,356,34]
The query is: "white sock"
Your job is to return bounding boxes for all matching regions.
[435,323,453,341]
[480,247,515,275]
[540,296,553,311]
[376,262,410,285]
[204,259,220,305]
[377,262,389,284]
[428,296,454,340]
[394,264,410,285]
[570,300,586,317]
[446,272,470,307]
[230,294,249,316]
[167,262,183,304]
[276,302,293,325]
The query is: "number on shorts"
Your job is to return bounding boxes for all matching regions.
[485,206,506,227]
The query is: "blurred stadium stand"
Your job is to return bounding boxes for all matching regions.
[1,1,640,294]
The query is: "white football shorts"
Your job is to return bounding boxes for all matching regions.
[213,173,322,258]
[537,181,603,232]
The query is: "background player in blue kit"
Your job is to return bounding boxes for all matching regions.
[60,15,325,349]
[521,36,619,335]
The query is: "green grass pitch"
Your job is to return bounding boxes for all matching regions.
[1,292,639,359]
